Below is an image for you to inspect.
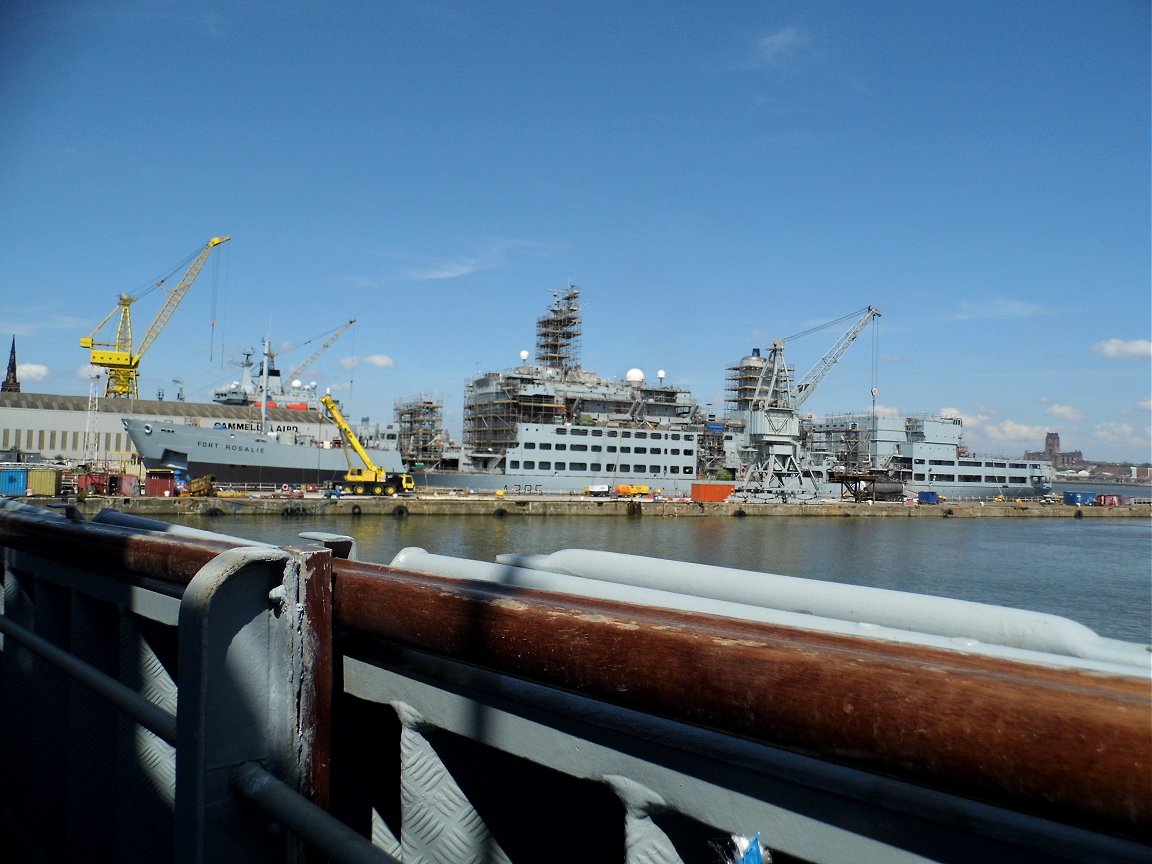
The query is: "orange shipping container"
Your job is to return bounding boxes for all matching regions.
[691,483,735,503]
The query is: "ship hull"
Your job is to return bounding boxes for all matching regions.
[123,418,403,486]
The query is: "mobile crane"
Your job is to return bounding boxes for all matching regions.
[320,394,414,496]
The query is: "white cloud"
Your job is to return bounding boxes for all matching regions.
[1139,396,1152,411]
[1093,422,1150,452]
[406,239,555,282]
[753,28,806,66]
[75,364,102,379]
[1047,403,1083,421]
[979,420,1048,445]
[1092,338,1152,359]
[17,363,49,382]
[340,354,394,370]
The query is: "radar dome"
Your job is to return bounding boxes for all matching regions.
[519,350,530,361]
[291,379,303,389]
[625,368,645,385]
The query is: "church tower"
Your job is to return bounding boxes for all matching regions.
[1,337,19,393]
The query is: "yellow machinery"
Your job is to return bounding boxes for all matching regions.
[81,236,230,397]
[320,394,414,496]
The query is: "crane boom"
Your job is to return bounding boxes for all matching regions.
[321,394,415,496]
[793,306,880,408]
[80,236,230,398]
[288,319,355,382]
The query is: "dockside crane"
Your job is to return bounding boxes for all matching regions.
[320,394,414,496]
[81,236,230,398]
[287,319,356,383]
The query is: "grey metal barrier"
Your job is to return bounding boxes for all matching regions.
[1,498,1149,864]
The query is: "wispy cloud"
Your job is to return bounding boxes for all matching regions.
[1047,403,1083,421]
[940,406,1046,448]
[752,27,807,67]
[947,298,1049,321]
[1093,338,1152,359]
[340,354,394,370]
[1094,422,1149,451]
[405,239,555,281]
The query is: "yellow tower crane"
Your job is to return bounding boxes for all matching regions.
[80,236,230,398]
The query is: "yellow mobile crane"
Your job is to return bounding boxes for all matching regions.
[320,394,414,496]
[81,236,230,398]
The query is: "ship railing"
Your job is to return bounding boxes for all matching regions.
[0,497,1148,863]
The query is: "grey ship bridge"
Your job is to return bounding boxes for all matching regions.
[0,498,1148,863]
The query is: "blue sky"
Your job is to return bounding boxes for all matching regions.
[2,1,1149,463]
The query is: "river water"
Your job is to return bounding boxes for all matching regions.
[172,506,1152,645]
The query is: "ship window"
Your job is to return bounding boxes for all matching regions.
[684,467,693,475]
[523,461,535,469]
[524,442,536,449]
[671,434,681,441]
[914,473,926,481]
[914,459,926,465]
[591,429,604,437]
[959,474,981,482]
[683,449,693,456]
[607,446,617,453]
[670,466,680,474]
[670,448,680,455]
[606,464,616,472]
[569,462,587,471]
[571,428,588,436]
[555,443,567,450]
[1010,476,1027,483]
[554,462,566,470]
[607,430,618,437]
[621,431,632,438]
[985,476,1006,483]
[649,465,661,473]
[591,445,602,452]
[538,461,551,470]
[571,444,587,451]
[539,443,552,450]
[685,434,695,442]
[620,446,631,453]
[635,432,648,439]
[510,461,520,469]
[634,447,647,454]
[591,463,602,471]
[649,433,662,440]
[960,460,980,467]
[990,461,1006,468]
[619,464,631,472]
[929,459,954,466]
[933,474,956,482]
[1010,463,1026,469]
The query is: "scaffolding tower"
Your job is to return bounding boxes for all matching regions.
[394,396,447,466]
[535,284,581,371]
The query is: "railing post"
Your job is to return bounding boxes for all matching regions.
[174,544,333,864]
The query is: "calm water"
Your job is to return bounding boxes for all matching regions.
[172,510,1152,644]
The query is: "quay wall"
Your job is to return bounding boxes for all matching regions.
[27,493,1152,520]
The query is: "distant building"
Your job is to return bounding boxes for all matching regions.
[1025,431,1082,469]
[2,337,19,393]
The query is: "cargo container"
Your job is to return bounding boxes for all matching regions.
[1062,491,1096,506]
[146,470,176,497]
[918,491,940,505]
[75,472,110,495]
[0,467,29,497]
[691,483,735,503]
[1094,494,1125,507]
[26,467,61,497]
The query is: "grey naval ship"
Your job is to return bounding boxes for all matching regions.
[123,287,1054,500]
[123,338,404,486]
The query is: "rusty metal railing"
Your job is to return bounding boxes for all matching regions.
[0,498,1148,863]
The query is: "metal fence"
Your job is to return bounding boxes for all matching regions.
[0,498,1148,863]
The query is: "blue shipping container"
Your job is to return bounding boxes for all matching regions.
[1062,491,1096,506]
[917,491,939,504]
[0,468,29,497]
